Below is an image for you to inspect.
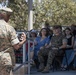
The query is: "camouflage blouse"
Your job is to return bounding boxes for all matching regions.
[0,19,19,66]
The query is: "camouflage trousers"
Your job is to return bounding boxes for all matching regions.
[0,66,13,75]
[38,47,58,66]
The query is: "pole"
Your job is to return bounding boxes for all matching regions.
[28,0,33,30]
[28,1,33,75]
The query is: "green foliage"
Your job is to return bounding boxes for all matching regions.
[0,0,76,29]
[9,0,28,30]
[34,0,76,27]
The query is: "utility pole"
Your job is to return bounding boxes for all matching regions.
[27,0,33,75]
[28,0,33,30]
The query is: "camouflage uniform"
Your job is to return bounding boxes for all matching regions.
[38,34,66,72]
[0,20,19,75]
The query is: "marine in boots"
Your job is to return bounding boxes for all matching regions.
[40,25,67,73]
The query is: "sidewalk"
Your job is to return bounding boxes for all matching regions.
[31,70,76,75]
[13,64,76,75]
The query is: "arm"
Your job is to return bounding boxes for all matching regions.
[34,40,38,45]
[34,36,40,45]
[74,38,76,50]
[45,42,52,48]
[70,36,74,47]
[13,32,26,50]
[8,26,26,50]
[59,39,67,49]
[67,36,74,48]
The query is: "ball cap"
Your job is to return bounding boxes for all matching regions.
[0,7,13,13]
[31,29,37,33]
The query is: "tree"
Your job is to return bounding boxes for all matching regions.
[0,0,76,29]
[8,0,28,30]
[33,0,76,28]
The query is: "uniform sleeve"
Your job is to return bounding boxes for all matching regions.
[8,26,19,45]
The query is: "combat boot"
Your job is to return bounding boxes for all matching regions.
[37,63,44,72]
[42,65,50,73]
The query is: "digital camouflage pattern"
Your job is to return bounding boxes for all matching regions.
[0,20,19,75]
[38,34,66,67]
[50,34,65,48]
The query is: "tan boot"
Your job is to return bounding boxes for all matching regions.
[42,65,50,73]
[37,63,44,72]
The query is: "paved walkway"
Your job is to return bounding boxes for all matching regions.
[30,67,76,75]
[14,70,76,75]
[31,70,76,75]
[13,64,76,75]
